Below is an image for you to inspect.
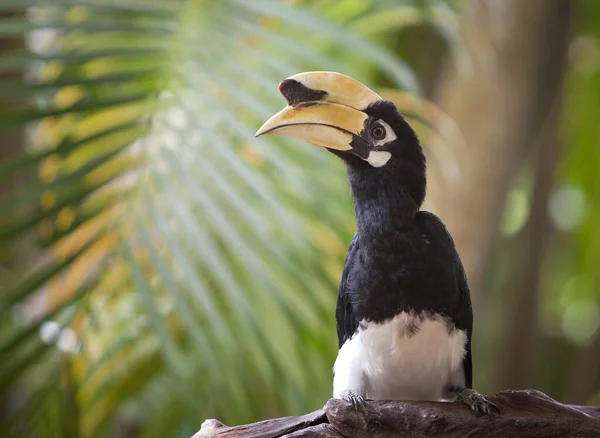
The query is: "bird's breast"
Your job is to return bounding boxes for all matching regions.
[335,311,467,401]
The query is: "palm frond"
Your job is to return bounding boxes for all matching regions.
[0,1,452,436]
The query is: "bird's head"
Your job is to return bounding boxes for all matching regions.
[256,71,426,206]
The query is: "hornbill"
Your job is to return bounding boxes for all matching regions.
[256,72,496,414]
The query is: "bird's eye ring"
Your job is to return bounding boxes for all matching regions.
[370,124,386,140]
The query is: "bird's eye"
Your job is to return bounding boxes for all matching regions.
[370,124,386,140]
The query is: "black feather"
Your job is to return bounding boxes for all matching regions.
[416,211,473,389]
[336,233,360,348]
[332,101,474,389]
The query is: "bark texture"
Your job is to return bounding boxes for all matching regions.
[193,390,600,438]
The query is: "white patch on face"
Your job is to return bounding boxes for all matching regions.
[362,119,395,167]
[366,151,392,167]
[333,312,467,401]
[372,119,396,147]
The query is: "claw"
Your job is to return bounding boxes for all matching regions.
[487,400,501,414]
[340,389,366,411]
[457,388,499,416]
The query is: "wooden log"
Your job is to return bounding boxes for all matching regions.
[192,410,327,438]
[193,390,600,438]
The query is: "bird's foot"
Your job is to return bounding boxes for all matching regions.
[340,389,366,411]
[457,388,499,415]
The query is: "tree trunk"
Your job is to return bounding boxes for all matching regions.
[425,0,572,299]
[495,94,565,391]
[564,332,600,404]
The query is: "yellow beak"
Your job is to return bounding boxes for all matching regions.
[255,71,382,153]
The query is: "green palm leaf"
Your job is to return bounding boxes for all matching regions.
[0,1,452,436]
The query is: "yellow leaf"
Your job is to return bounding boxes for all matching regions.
[64,128,138,172]
[258,16,281,32]
[82,58,118,79]
[54,86,84,109]
[47,233,117,311]
[73,103,144,140]
[40,190,57,210]
[56,207,77,231]
[241,143,266,167]
[39,154,61,183]
[84,154,135,187]
[51,208,116,262]
[41,61,63,83]
[310,223,344,256]
[65,5,87,23]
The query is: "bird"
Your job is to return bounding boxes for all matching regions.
[256,71,497,414]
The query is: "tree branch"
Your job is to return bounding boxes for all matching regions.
[193,390,600,438]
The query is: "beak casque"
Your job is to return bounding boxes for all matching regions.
[255,72,382,153]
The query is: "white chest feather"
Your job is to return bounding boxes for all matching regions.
[333,312,467,401]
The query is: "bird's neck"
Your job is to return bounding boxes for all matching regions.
[347,163,425,243]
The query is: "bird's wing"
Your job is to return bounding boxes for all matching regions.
[456,254,473,388]
[416,211,474,388]
[336,233,360,348]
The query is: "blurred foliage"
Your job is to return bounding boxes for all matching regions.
[492,0,600,345]
[0,0,599,437]
[0,1,457,437]
[545,2,600,343]
[477,0,600,400]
